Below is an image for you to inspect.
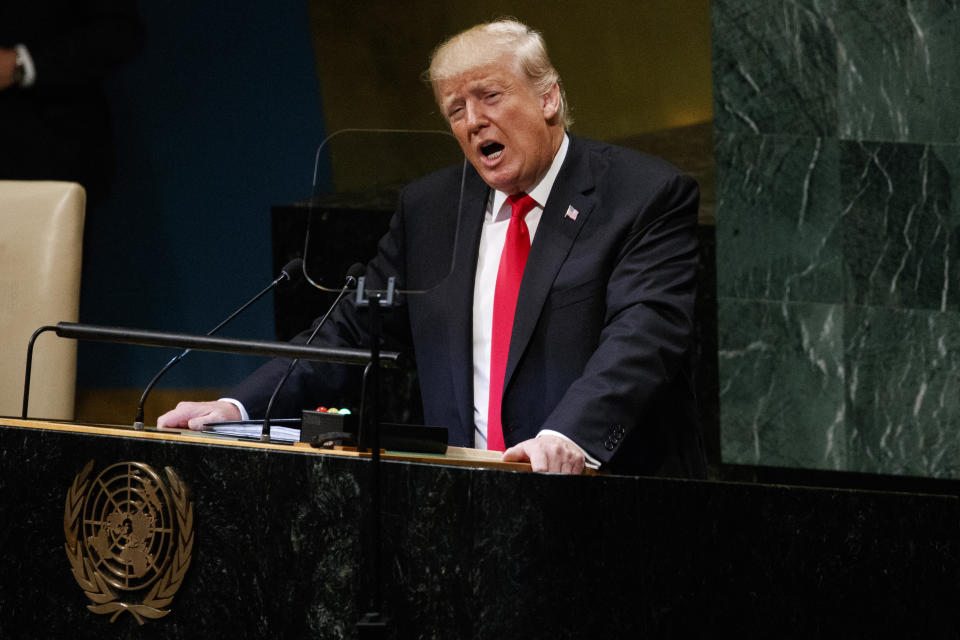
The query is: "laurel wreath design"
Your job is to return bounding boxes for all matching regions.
[64,461,194,625]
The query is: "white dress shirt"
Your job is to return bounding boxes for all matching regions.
[468,135,598,468]
[13,45,36,87]
[471,134,566,447]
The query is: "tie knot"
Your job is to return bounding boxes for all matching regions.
[506,193,537,220]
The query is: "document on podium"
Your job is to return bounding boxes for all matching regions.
[203,420,301,442]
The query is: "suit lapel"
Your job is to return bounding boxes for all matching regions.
[443,164,489,440]
[505,137,597,390]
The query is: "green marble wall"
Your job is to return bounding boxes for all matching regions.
[713,0,960,477]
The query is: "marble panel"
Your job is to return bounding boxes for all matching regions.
[718,298,846,470]
[633,478,960,636]
[840,141,960,311]
[378,461,475,638]
[716,133,842,302]
[714,0,960,480]
[0,431,371,640]
[845,305,960,478]
[712,0,837,136]
[468,470,644,638]
[836,0,960,144]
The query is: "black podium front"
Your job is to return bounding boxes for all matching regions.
[1,418,957,639]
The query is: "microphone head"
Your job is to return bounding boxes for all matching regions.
[346,262,365,286]
[279,258,304,285]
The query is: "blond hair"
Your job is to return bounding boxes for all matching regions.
[428,19,572,128]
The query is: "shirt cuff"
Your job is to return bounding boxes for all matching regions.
[537,429,601,470]
[14,44,36,87]
[218,398,249,422]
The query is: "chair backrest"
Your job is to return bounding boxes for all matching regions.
[0,181,86,420]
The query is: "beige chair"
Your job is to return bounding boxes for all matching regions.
[0,181,86,420]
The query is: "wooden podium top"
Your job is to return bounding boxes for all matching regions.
[0,417,534,472]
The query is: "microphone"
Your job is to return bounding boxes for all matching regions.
[261,262,365,441]
[132,258,303,429]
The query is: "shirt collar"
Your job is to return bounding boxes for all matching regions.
[490,133,569,220]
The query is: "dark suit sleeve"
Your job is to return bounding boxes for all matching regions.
[0,1,144,196]
[541,173,701,471]
[20,0,144,90]
[229,186,414,419]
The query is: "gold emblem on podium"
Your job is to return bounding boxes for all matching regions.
[64,460,194,624]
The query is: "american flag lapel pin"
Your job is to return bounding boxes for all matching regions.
[564,204,579,221]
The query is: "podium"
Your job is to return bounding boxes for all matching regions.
[1,418,958,638]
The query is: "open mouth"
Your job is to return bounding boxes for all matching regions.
[480,142,504,160]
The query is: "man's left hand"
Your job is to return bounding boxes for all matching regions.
[502,434,585,474]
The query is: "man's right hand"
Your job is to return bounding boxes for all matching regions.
[0,48,18,91]
[156,401,241,430]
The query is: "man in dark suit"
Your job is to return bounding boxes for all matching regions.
[159,19,705,477]
[0,0,143,202]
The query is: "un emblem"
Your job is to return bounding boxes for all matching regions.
[64,460,194,624]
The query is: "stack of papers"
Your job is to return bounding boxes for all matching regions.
[202,419,301,442]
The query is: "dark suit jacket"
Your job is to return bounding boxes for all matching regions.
[232,135,706,477]
[0,0,143,201]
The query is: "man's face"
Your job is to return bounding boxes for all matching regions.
[437,59,561,195]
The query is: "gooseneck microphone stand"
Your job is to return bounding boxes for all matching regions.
[134,258,303,430]
[261,265,363,442]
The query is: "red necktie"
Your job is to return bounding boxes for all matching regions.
[487,193,537,451]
